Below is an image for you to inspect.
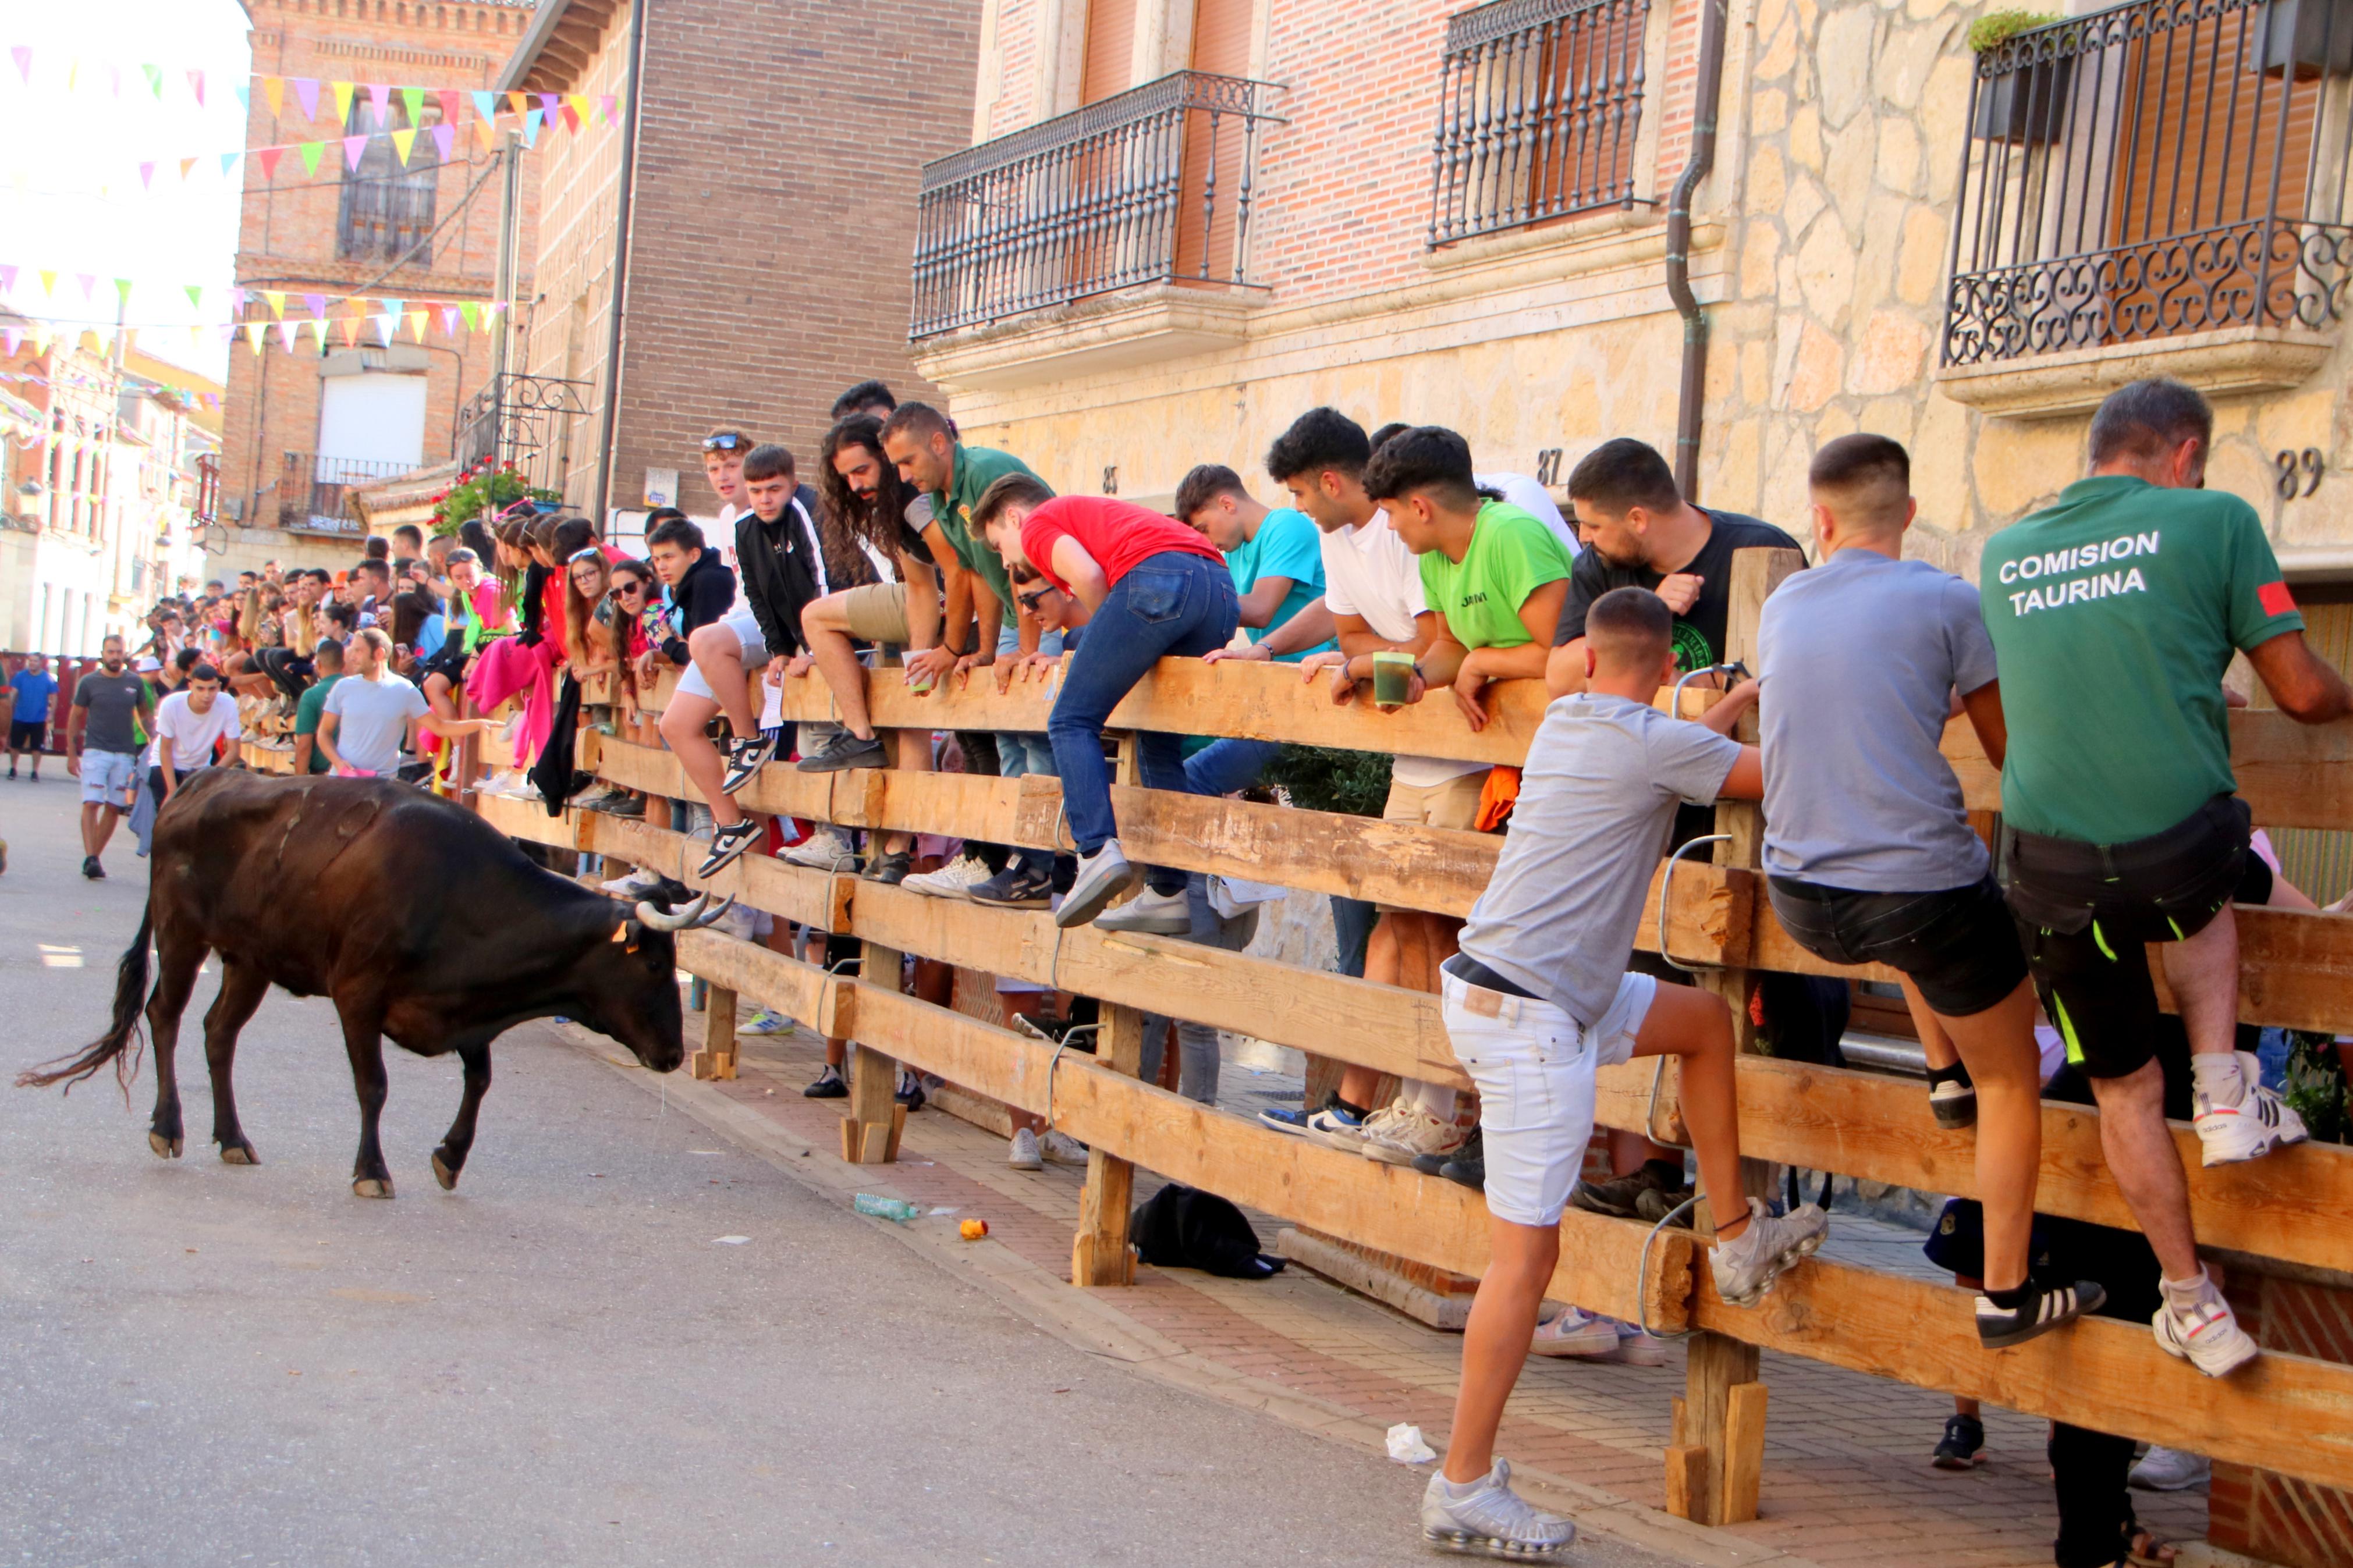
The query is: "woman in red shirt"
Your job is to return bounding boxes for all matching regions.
[974,476,1237,931]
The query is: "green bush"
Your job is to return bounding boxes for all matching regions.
[1261,744,1394,818]
[2285,1030,2349,1144]
[1967,9,2060,51]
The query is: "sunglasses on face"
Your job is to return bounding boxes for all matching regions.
[616,581,647,597]
[1017,586,1056,611]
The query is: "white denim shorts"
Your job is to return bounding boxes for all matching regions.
[80,749,139,806]
[1440,968,1657,1227]
[675,612,769,702]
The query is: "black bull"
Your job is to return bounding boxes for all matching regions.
[19,770,731,1197]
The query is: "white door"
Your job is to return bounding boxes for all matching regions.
[315,372,428,478]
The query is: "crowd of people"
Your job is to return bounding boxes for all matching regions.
[9,370,2338,1568]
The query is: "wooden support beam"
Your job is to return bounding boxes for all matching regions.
[690,985,737,1082]
[1721,1382,1768,1526]
[1071,1004,1145,1288]
[844,941,903,1165]
[1672,1334,1763,1525]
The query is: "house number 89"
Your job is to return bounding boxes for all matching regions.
[2276,449,2323,499]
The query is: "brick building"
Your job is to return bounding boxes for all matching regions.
[218,0,542,574]
[495,0,983,529]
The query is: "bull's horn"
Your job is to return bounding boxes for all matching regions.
[687,894,738,930]
[634,891,709,931]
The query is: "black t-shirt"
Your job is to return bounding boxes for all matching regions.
[1552,510,1801,673]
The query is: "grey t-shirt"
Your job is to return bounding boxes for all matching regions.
[1758,549,1997,891]
[1459,694,1743,1026]
[322,674,427,776]
[73,669,150,755]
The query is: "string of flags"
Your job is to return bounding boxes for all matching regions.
[0,367,221,412]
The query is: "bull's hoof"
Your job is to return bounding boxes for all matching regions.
[219,1142,259,1166]
[148,1132,183,1160]
[430,1151,458,1191]
[352,1176,395,1200]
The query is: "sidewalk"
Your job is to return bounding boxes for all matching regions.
[574,1016,2208,1568]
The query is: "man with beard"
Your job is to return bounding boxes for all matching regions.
[67,635,154,879]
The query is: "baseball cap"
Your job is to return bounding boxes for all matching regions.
[135,657,161,672]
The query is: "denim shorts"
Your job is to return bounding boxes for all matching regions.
[1767,873,2026,1018]
[79,749,140,806]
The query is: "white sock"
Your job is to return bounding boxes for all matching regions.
[1407,1080,1457,1121]
[2160,1267,2219,1313]
[2192,1053,2246,1108]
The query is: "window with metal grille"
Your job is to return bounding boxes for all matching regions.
[336,96,440,265]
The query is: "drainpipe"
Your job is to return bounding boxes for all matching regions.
[1665,0,1731,502]
[590,0,650,526]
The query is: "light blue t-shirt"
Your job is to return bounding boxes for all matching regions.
[1227,507,1335,660]
[10,668,57,721]
[417,614,447,659]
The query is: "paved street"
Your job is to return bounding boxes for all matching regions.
[0,779,1682,1568]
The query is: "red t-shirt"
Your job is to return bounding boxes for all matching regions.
[1019,496,1223,595]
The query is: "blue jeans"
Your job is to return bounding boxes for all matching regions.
[1048,552,1238,887]
[995,626,1062,877]
[1183,737,1282,797]
[1330,896,1379,979]
[1137,875,1261,1104]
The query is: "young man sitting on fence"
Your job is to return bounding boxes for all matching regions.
[1981,378,2353,1377]
[661,443,833,880]
[1421,586,1827,1562]
[1759,434,2105,1351]
[971,475,1238,930]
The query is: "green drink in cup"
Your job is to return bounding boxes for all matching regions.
[1372,649,1415,708]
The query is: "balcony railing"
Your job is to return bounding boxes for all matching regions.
[276,452,416,536]
[910,71,1284,339]
[1426,0,1652,247]
[1943,0,2353,367]
[456,372,594,490]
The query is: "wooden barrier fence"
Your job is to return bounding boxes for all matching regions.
[249,552,2353,1528]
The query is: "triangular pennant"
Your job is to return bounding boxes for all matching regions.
[342,136,367,170]
[304,292,326,318]
[186,68,205,106]
[0,264,14,292]
[229,285,246,314]
[407,310,428,342]
[377,312,402,346]
[339,318,359,347]
[264,76,284,117]
[258,144,284,179]
[3,327,20,357]
[294,77,319,119]
[431,123,453,162]
[142,63,162,99]
[600,94,617,126]
[263,290,286,318]
[538,92,559,114]
[9,47,29,85]
[138,161,156,190]
[331,80,354,123]
[245,321,268,354]
[506,91,528,118]
[439,305,460,336]
[115,279,132,308]
[473,116,496,151]
[379,298,404,317]
[178,157,197,180]
[391,127,416,165]
[235,84,248,113]
[437,88,461,127]
[470,90,495,123]
[402,85,424,127]
[76,273,94,300]
[560,103,581,134]
[37,269,56,296]
[521,109,541,147]
[460,301,481,330]
[185,284,203,310]
[366,83,390,129]
[220,150,240,178]
[278,320,301,350]
[297,141,323,176]
[120,328,137,355]
[566,93,589,121]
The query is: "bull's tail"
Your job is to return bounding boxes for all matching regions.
[17,904,154,1095]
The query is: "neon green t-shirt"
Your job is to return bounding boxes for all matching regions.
[1979,475,2304,843]
[1417,500,1575,650]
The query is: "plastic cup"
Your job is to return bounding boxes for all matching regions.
[1372,650,1415,707]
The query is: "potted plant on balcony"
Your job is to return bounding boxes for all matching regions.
[2256,0,2353,78]
[1969,10,2071,144]
[428,461,555,537]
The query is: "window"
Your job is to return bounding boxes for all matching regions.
[337,95,441,263]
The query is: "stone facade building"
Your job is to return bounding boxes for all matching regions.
[218,0,542,571]
[495,0,984,530]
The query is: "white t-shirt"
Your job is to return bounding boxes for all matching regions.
[1318,511,1484,787]
[1477,472,1580,560]
[152,691,243,772]
[322,673,429,776]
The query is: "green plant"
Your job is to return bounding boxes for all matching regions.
[2284,1029,2350,1145]
[1261,744,1394,818]
[1967,9,2060,51]
[428,462,560,536]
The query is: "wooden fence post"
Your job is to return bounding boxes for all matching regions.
[844,940,906,1164]
[690,985,738,1081]
[1071,1002,1145,1287]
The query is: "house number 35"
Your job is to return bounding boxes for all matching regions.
[2276,449,2324,499]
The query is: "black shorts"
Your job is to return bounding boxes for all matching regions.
[8,719,45,750]
[1768,873,2026,1017]
[2002,795,2260,1080]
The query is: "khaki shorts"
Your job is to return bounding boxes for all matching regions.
[842,581,910,646]
[1376,771,1489,913]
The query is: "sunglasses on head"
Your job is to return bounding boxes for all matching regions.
[702,433,744,452]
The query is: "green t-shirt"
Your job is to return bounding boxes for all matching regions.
[1979,475,2304,843]
[1417,500,1575,651]
[293,673,346,773]
[930,444,1047,617]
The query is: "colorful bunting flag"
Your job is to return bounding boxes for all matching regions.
[406,311,428,342]
[263,291,286,318]
[506,91,528,118]
[186,68,205,106]
[366,83,390,129]
[258,145,284,179]
[10,47,29,85]
[184,285,203,310]
[137,162,155,190]
[342,136,367,170]
[37,270,56,296]
[220,151,239,178]
[264,75,285,116]
[229,285,246,315]
[470,90,496,124]
[392,127,416,165]
[2,328,19,357]
[278,320,301,351]
[178,157,197,181]
[294,76,320,120]
[234,84,249,113]
[460,301,481,331]
[560,103,581,134]
[115,279,132,309]
[521,109,541,148]
[431,123,454,161]
[331,80,354,123]
[538,93,559,115]
[0,265,12,292]
[76,273,94,300]
[142,63,162,99]
[439,305,460,336]
[244,321,267,354]
[437,88,461,127]
[402,85,424,127]
[473,117,496,151]
[600,94,617,126]
[338,319,359,347]
[297,141,323,176]
[304,293,325,318]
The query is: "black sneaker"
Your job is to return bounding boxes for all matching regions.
[895,1072,927,1111]
[803,1065,848,1100]
[696,818,762,879]
[1929,1062,1978,1130]
[1439,1127,1485,1192]
[81,855,104,880]
[865,849,913,886]
[1634,1183,1698,1226]
[606,793,646,818]
[969,863,1053,908]
[1976,1279,2105,1350]
[798,731,889,773]
[1570,1163,1681,1219]
[1932,1412,1985,1471]
[719,733,778,795]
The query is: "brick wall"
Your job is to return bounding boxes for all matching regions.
[220,0,539,547]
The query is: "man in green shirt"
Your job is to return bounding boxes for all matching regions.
[290,639,347,774]
[1371,426,1574,733]
[1980,377,2353,1378]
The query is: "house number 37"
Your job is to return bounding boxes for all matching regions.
[2276,449,2324,499]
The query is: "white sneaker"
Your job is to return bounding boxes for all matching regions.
[1057,838,1141,928]
[1708,1198,1829,1307]
[1530,1306,1623,1358]
[1420,1459,1575,1560]
[2194,1050,2309,1166]
[735,1009,792,1037]
[1008,1128,1043,1170]
[784,824,857,870]
[1361,1104,1466,1168]
[2153,1281,2259,1377]
[904,849,993,900]
[599,867,665,897]
[1094,886,1191,934]
[1038,1130,1089,1167]
[2129,1445,2212,1492]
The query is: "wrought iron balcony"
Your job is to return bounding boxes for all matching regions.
[1943,0,2353,367]
[455,372,594,485]
[276,451,414,535]
[1426,0,1652,248]
[911,71,1285,339]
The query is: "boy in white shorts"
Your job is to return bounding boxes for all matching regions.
[1421,586,1828,1562]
